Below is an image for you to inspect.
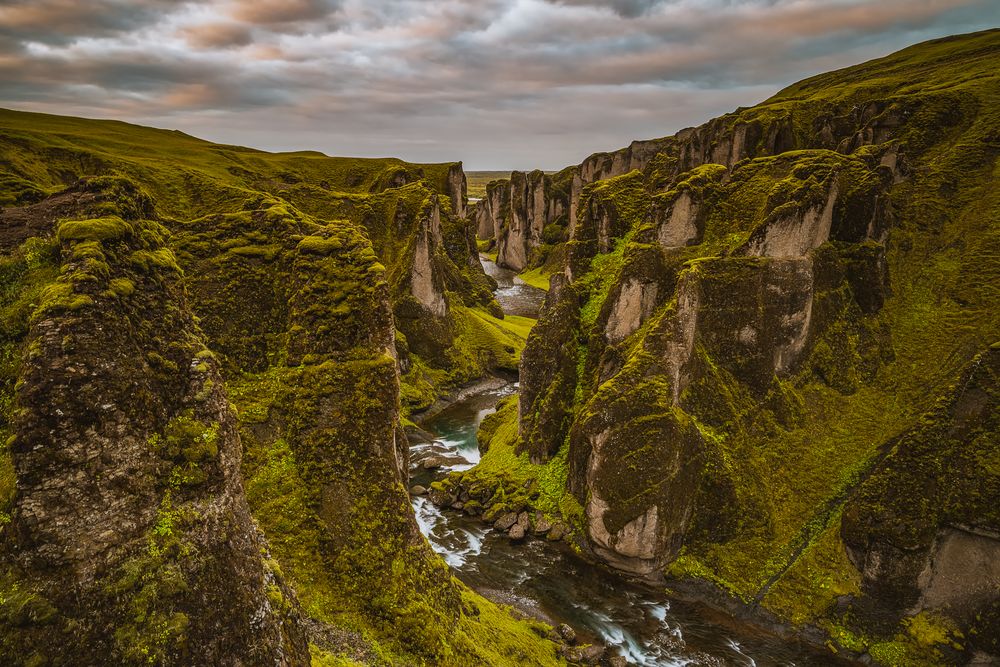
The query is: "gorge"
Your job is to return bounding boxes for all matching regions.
[0,27,997,667]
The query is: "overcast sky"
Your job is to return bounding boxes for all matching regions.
[0,1,996,170]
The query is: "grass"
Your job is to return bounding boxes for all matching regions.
[517,266,553,291]
[0,108,461,220]
[466,171,512,199]
[459,397,583,525]
[448,306,536,375]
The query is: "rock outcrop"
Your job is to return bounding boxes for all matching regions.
[409,195,449,318]
[0,211,309,664]
[446,162,468,218]
[471,168,573,271]
[841,346,1000,658]
[518,273,580,462]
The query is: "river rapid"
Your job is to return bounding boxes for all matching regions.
[408,257,832,666]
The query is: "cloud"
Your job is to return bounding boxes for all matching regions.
[226,0,340,27]
[178,22,254,49]
[545,0,668,18]
[0,0,177,44]
[0,0,994,169]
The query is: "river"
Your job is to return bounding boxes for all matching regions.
[409,257,831,666]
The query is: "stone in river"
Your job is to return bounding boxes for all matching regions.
[494,512,518,531]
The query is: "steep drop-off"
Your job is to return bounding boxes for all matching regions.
[457,29,1000,665]
[0,111,562,664]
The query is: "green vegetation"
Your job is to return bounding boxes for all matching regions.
[517,266,552,291]
[1,27,998,667]
[466,171,512,198]
[452,396,584,529]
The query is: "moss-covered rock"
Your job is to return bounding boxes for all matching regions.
[518,273,580,462]
[0,107,562,665]
[0,211,309,665]
[841,346,1000,657]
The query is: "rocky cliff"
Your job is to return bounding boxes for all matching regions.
[0,111,562,664]
[465,29,1000,665]
[0,196,310,664]
[471,168,574,271]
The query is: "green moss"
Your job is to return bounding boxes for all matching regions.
[445,306,535,378]
[447,588,563,667]
[297,236,343,255]
[150,411,220,463]
[108,277,135,297]
[0,238,61,527]
[35,281,95,316]
[458,397,581,527]
[761,510,862,625]
[309,644,365,667]
[106,493,194,665]
[130,248,181,274]
[56,215,133,243]
[227,244,282,260]
[518,266,552,291]
[241,429,342,623]
[577,231,632,332]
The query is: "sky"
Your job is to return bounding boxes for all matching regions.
[0,1,996,170]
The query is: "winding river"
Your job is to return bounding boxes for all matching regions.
[409,258,829,666]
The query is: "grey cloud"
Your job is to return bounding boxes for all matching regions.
[545,0,667,17]
[178,22,254,49]
[226,0,341,28]
[0,0,179,45]
[0,0,994,169]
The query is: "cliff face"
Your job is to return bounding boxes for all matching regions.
[475,46,923,280]
[169,192,467,660]
[0,111,560,664]
[841,346,1000,656]
[503,29,1000,664]
[0,190,309,664]
[471,168,574,271]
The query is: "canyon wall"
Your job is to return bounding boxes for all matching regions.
[500,29,1000,665]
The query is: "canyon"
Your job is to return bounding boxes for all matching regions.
[0,27,997,667]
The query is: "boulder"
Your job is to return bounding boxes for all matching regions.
[533,512,553,535]
[494,512,518,531]
[428,489,454,507]
[547,523,567,541]
[420,453,470,470]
